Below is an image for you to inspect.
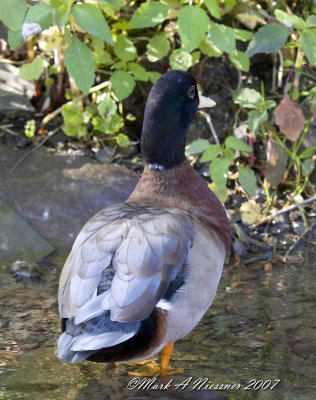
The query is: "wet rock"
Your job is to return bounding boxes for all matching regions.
[0,202,54,264]
[0,90,35,117]
[0,143,138,252]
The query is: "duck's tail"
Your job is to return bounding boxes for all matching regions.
[57,312,140,363]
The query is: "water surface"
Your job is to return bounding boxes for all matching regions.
[1,248,315,400]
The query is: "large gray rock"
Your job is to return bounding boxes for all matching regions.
[0,201,54,264]
[0,144,139,254]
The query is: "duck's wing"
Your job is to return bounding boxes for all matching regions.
[59,203,194,325]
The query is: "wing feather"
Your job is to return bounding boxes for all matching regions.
[59,203,194,326]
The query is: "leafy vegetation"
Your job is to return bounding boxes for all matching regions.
[0,0,315,225]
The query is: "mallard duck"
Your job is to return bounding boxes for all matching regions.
[58,70,231,375]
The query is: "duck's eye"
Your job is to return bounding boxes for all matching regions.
[187,86,196,99]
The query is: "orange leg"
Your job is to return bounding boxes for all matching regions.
[160,342,174,371]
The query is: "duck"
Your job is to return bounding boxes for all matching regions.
[57,70,231,375]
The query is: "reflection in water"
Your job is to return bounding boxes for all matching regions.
[0,248,315,400]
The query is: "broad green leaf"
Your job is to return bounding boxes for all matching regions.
[8,29,23,50]
[19,57,44,80]
[72,3,113,45]
[178,6,209,52]
[110,70,135,101]
[97,97,117,116]
[0,0,26,31]
[204,0,220,19]
[209,182,228,203]
[128,62,148,81]
[233,88,263,109]
[147,34,170,62]
[224,0,236,12]
[225,136,251,151]
[209,158,231,188]
[307,15,316,27]
[209,22,236,55]
[56,4,70,29]
[64,38,95,94]
[300,30,316,65]
[160,0,181,6]
[229,50,250,72]
[302,158,315,176]
[25,4,54,30]
[265,100,276,109]
[249,110,268,135]
[170,49,192,71]
[117,133,130,147]
[62,103,84,127]
[274,9,305,30]
[92,114,124,134]
[246,23,290,57]
[238,166,257,196]
[200,37,222,57]
[233,28,252,42]
[147,71,161,83]
[129,1,169,29]
[200,145,222,162]
[185,139,210,155]
[114,35,137,62]
[191,51,201,66]
[94,0,126,11]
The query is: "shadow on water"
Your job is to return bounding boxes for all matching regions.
[0,248,315,400]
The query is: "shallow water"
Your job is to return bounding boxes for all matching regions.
[0,248,315,400]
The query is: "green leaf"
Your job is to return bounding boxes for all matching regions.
[117,133,130,147]
[178,6,209,52]
[238,166,257,196]
[95,0,126,11]
[64,38,95,94]
[224,0,236,12]
[19,56,44,80]
[185,139,210,155]
[200,145,222,162]
[299,146,316,159]
[208,182,228,203]
[147,34,170,62]
[274,9,305,30]
[209,22,236,55]
[25,4,54,30]
[114,35,137,62]
[62,103,84,127]
[209,158,231,188]
[301,158,315,176]
[129,1,169,29]
[72,3,113,45]
[229,50,250,72]
[204,0,220,19]
[233,88,263,109]
[307,15,316,27]
[0,0,26,31]
[233,28,252,42]
[110,70,135,101]
[249,110,268,135]
[147,71,161,83]
[56,4,70,29]
[128,62,148,81]
[225,136,251,151]
[265,100,276,109]
[97,97,117,116]
[200,37,222,57]
[170,49,192,71]
[223,147,235,163]
[246,23,290,57]
[8,29,23,49]
[191,51,200,66]
[300,30,316,65]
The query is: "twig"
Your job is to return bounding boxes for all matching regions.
[0,125,20,137]
[9,125,62,175]
[285,220,316,259]
[198,110,221,146]
[253,195,316,227]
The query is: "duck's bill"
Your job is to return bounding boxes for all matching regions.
[198,93,216,108]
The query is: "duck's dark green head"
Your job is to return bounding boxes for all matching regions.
[141,70,215,170]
